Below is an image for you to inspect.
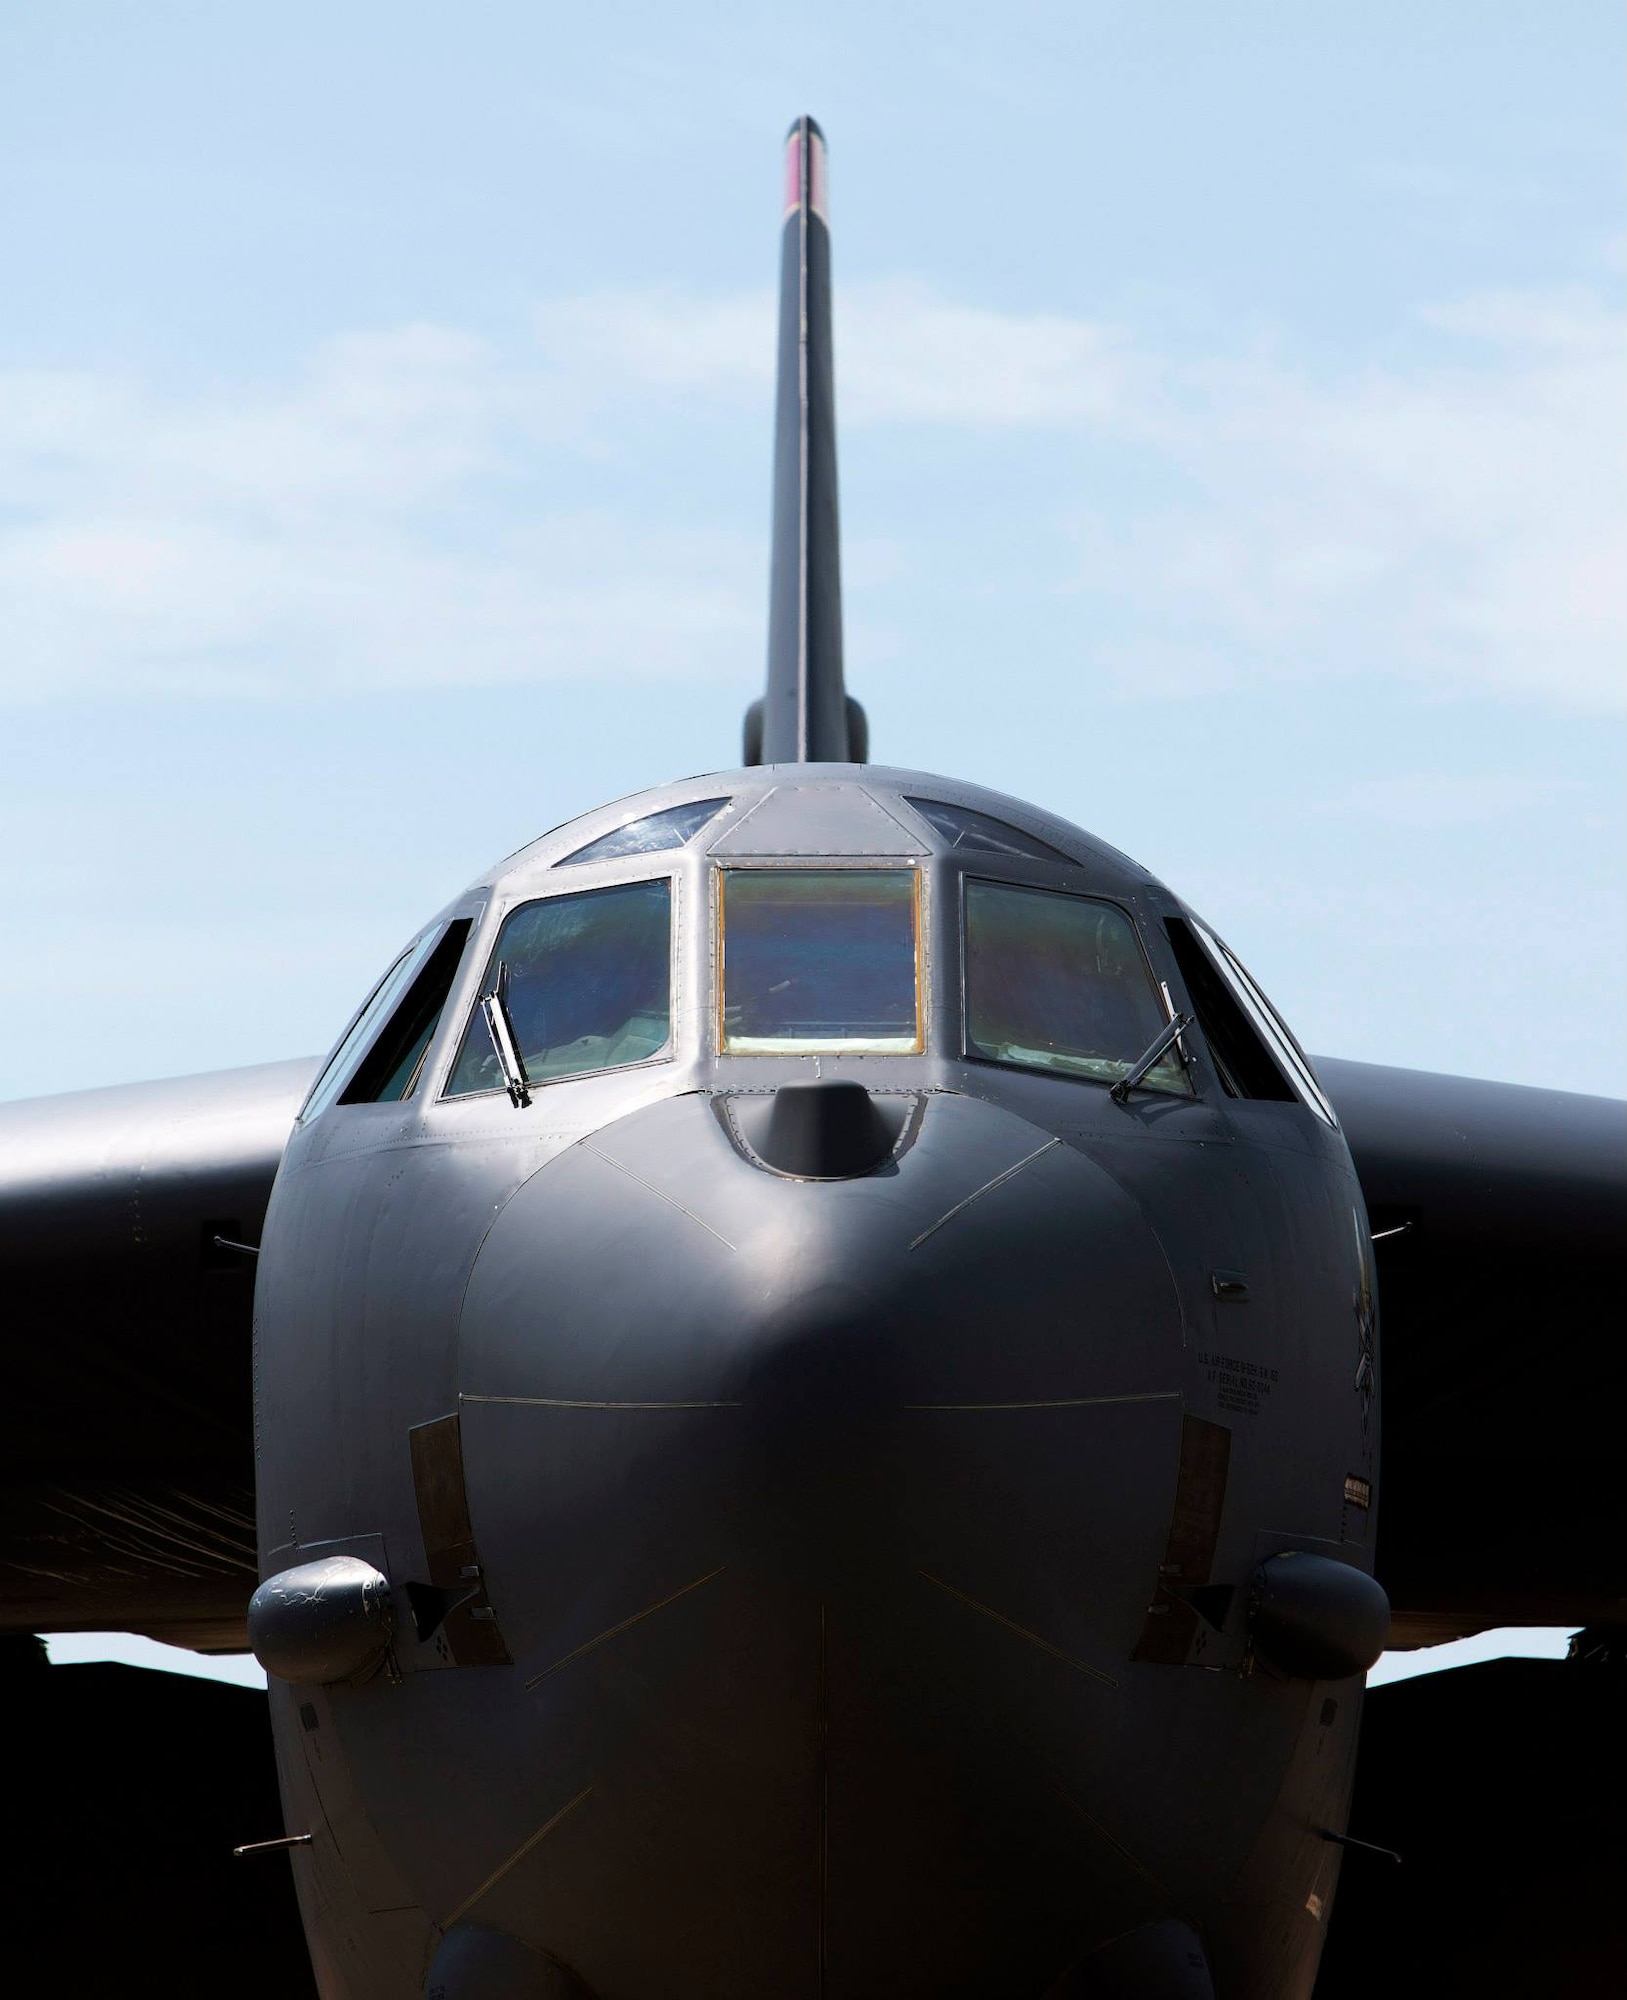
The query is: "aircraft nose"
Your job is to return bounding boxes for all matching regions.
[727,1263,904,1597]
[456,1083,1184,1632]
[446,1087,1188,1991]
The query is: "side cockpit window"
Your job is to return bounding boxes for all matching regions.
[444,878,672,1096]
[301,919,472,1122]
[720,868,920,1054]
[340,921,473,1105]
[964,880,1191,1095]
[1166,916,1336,1125]
[1164,918,1294,1104]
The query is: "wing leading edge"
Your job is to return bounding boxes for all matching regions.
[0,1060,315,1650]
[1319,1057,1626,1648]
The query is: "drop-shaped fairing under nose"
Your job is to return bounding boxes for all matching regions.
[446,1089,1190,1997]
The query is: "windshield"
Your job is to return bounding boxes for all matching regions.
[720,868,920,1054]
[444,878,672,1095]
[964,879,1190,1094]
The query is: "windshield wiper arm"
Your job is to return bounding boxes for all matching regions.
[479,961,532,1108]
[1110,1012,1192,1104]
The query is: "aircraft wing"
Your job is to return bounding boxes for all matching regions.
[0,1060,316,1651]
[2,1051,1620,1655]
[1318,1057,1627,1648]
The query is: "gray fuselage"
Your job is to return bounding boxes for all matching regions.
[254,764,1377,2000]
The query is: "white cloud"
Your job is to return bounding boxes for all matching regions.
[0,508,764,702]
[534,288,772,403]
[1071,291,1624,711]
[0,329,764,700]
[535,279,1147,426]
[842,282,1147,427]
[1,276,1619,709]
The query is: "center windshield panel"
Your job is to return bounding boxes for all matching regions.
[444,877,672,1095]
[720,868,920,1054]
[964,879,1191,1095]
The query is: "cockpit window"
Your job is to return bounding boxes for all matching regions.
[964,880,1191,1094]
[559,798,729,866]
[340,919,473,1106]
[300,926,447,1123]
[905,797,1072,864]
[443,878,672,1095]
[1181,917,1336,1125]
[720,868,921,1054]
[1164,917,1296,1105]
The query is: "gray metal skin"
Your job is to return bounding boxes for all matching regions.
[255,766,1378,1999]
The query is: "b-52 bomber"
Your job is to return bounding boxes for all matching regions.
[2,119,1622,2000]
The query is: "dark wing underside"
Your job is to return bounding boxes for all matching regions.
[1318,1058,1627,1648]
[0,1060,315,1650]
[1,1054,1621,1654]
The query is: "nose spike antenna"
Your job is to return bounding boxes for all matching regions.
[745,116,867,766]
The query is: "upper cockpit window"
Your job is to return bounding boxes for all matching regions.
[444,878,672,1096]
[559,799,729,867]
[720,868,921,1055]
[905,797,1072,864]
[964,880,1191,1095]
[301,926,448,1123]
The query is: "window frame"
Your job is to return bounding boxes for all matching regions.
[439,872,680,1100]
[714,860,926,1058]
[337,918,475,1108]
[1181,916,1338,1126]
[956,871,1191,1097]
[299,924,448,1124]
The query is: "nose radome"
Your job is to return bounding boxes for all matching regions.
[442,1088,1189,1990]
[454,1088,1183,1621]
[457,1086,1179,1418]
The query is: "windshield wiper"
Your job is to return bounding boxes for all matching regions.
[479,961,532,1108]
[1110,1011,1192,1104]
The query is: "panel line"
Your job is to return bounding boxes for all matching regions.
[918,1569,1118,1687]
[463,1393,739,1411]
[442,1786,592,1926]
[580,1143,738,1251]
[907,1140,1061,1251]
[524,1566,726,1690]
[905,1390,1179,1412]
[1050,1783,1183,1910]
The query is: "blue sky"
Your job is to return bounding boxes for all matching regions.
[1,0,1622,1103]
